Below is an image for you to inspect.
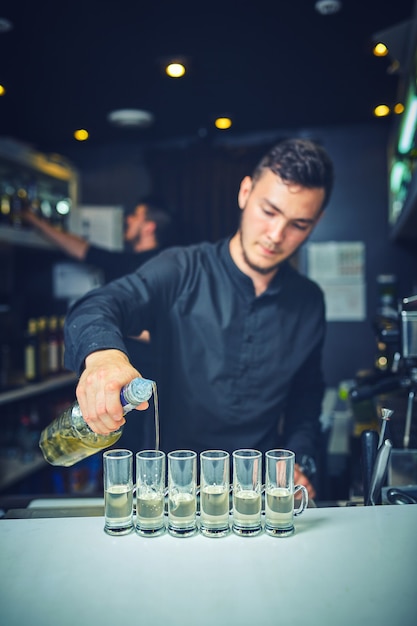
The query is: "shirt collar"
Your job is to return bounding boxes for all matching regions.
[219,237,288,298]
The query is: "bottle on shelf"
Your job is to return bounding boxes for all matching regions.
[39,377,155,467]
[0,182,12,225]
[58,315,66,371]
[36,316,49,381]
[24,318,39,383]
[9,184,27,228]
[47,316,60,376]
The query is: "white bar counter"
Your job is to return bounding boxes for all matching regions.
[1,504,416,626]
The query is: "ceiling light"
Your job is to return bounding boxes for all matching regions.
[373,104,390,118]
[214,117,232,130]
[315,1,342,16]
[0,18,13,33]
[107,109,154,128]
[394,103,405,115]
[165,63,186,78]
[373,42,388,57]
[74,129,89,141]
[0,84,5,96]
[372,20,414,73]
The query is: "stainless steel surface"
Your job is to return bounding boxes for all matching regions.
[404,389,415,448]
[400,295,417,359]
[378,408,394,450]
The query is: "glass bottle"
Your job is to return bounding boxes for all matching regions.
[58,315,66,371]
[0,182,12,225]
[36,316,49,381]
[39,377,155,467]
[24,318,38,383]
[47,316,60,375]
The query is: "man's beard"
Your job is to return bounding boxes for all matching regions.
[239,230,282,276]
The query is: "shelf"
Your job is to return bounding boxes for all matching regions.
[0,372,77,406]
[0,452,47,491]
[0,225,58,249]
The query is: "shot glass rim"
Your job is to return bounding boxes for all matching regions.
[136,449,166,460]
[265,449,295,460]
[200,449,229,460]
[168,449,197,459]
[103,448,133,459]
[232,448,262,459]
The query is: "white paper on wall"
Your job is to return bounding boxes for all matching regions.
[307,241,366,321]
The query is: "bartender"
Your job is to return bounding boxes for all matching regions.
[64,137,334,499]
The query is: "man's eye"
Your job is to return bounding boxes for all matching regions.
[292,223,309,231]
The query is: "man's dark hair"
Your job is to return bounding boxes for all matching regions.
[137,195,175,248]
[252,138,334,210]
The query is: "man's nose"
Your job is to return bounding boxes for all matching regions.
[269,217,286,242]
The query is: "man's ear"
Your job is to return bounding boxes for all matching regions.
[237,176,252,210]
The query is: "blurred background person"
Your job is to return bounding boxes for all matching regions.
[22,196,175,282]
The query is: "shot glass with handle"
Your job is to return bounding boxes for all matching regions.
[264,449,308,537]
[103,448,134,536]
[135,450,166,537]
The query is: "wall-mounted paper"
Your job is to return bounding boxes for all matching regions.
[307,241,366,321]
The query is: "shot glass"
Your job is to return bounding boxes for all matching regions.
[200,450,230,538]
[135,450,166,537]
[168,450,198,537]
[103,448,134,536]
[264,449,308,537]
[232,449,262,537]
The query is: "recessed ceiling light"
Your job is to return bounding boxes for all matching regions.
[74,129,89,141]
[214,117,232,130]
[315,1,342,15]
[373,104,390,118]
[373,42,388,57]
[165,63,186,78]
[107,109,154,128]
[0,18,13,34]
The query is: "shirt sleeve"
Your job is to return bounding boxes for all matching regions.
[63,247,183,374]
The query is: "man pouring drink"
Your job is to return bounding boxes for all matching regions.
[63,138,334,500]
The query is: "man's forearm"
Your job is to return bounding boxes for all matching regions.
[24,212,90,260]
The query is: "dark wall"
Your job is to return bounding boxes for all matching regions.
[297,123,416,386]
[62,122,417,388]
[64,139,152,212]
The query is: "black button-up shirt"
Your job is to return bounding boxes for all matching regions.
[65,238,326,459]
[85,245,159,283]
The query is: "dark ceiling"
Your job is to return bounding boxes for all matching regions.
[0,0,416,155]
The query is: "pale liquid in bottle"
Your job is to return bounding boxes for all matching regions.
[200,485,229,528]
[39,378,157,467]
[265,487,294,527]
[39,406,122,467]
[104,484,133,531]
[233,490,261,527]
